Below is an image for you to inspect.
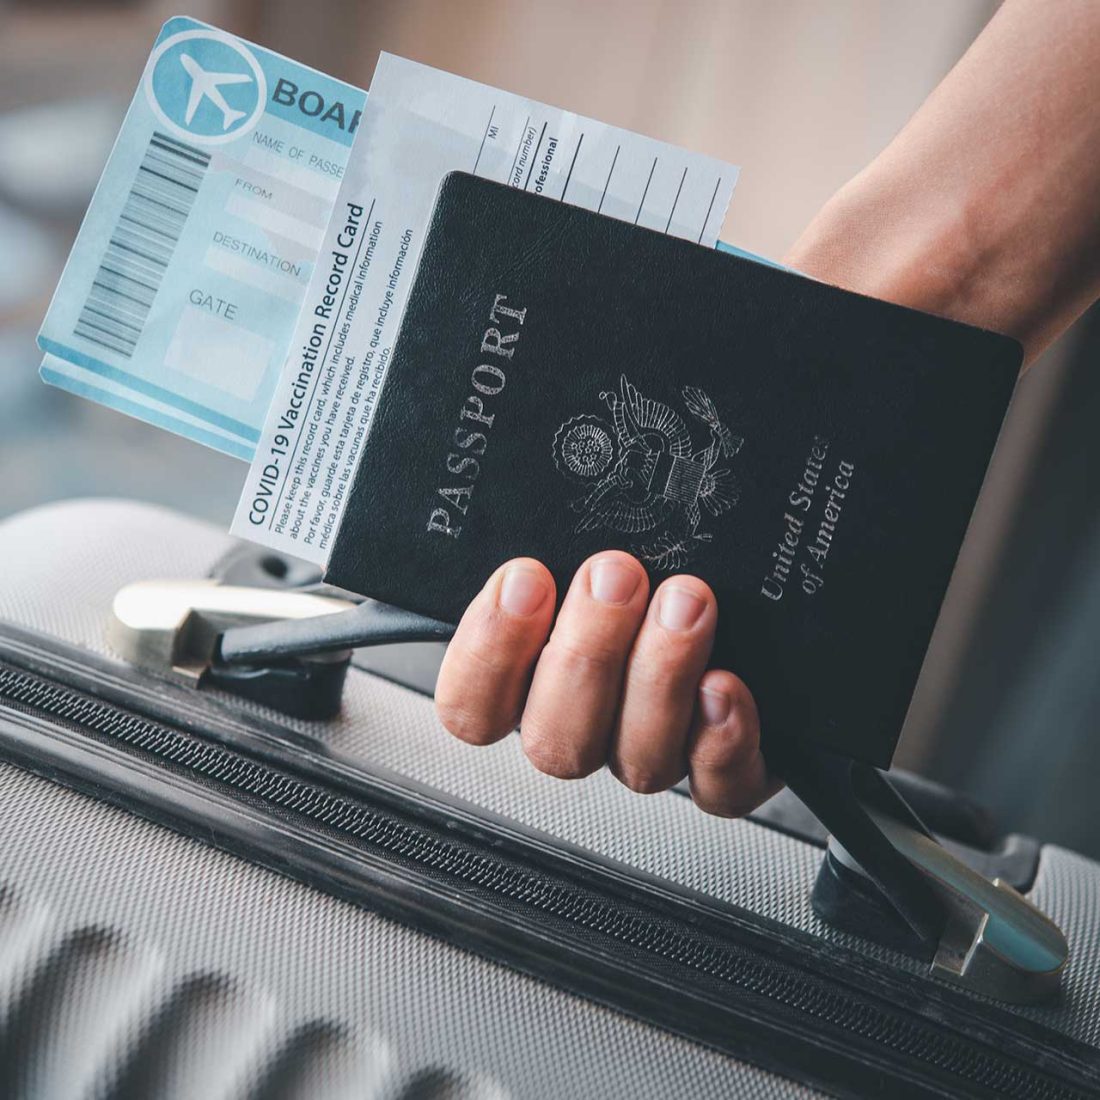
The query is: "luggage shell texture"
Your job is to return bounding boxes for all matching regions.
[0,499,1098,1098]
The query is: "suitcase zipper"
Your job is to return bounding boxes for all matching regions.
[0,627,1094,1100]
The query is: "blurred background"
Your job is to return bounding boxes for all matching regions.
[0,0,1097,855]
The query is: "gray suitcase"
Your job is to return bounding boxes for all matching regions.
[0,498,1097,1098]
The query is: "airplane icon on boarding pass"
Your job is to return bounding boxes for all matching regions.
[144,25,266,145]
[180,54,252,130]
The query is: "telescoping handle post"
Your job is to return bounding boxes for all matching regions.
[779,744,1068,1005]
[109,580,454,719]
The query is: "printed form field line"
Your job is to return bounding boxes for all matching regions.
[473,105,497,174]
[267,198,376,529]
[597,145,620,214]
[241,146,342,202]
[225,162,334,223]
[635,156,657,224]
[204,247,305,304]
[225,193,326,249]
[698,176,722,244]
[560,132,584,200]
[665,167,688,232]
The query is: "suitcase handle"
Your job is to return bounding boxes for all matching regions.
[108,579,452,720]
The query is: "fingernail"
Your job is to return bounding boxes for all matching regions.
[498,565,550,617]
[657,585,706,630]
[589,557,641,605]
[699,686,731,726]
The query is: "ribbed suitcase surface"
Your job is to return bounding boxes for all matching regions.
[1,499,1098,1097]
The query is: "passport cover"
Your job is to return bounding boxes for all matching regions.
[325,172,1021,767]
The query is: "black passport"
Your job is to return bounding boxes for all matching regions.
[325,172,1020,767]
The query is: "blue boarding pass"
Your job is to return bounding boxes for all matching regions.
[37,17,365,458]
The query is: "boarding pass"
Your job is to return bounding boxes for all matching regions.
[37,17,365,459]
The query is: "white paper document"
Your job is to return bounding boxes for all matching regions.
[232,53,739,563]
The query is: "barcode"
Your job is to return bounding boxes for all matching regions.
[74,131,210,358]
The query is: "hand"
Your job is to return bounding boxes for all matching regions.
[434,551,777,816]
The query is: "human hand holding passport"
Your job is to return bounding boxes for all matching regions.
[325,172,1020,807]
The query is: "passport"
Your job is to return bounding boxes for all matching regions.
[325,172,1021,767]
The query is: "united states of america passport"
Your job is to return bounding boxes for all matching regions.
[325,172,1021,767]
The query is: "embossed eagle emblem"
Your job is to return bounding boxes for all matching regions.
[552,374,743,570]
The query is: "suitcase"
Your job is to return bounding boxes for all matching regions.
[0,497,1097,1099]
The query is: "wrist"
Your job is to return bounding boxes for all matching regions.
[785,161,1098,366]
[784,167,997,325]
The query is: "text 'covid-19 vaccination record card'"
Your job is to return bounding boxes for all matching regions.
[37,17,365,460]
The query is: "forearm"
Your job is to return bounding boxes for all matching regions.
[784,0,1100,366]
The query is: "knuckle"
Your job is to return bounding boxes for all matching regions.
[691,791,751,819]
[543,633,626,676]
[435,697,510,746]
[690,727,755,773]
[460,622,532,676]
[523,736,601,780]
[614,763,678,794]
[610,740,684,793]
[626,649,700,697]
